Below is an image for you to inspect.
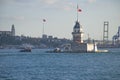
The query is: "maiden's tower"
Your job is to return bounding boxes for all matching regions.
[47,5,108,53]
[70,5,98,52]
[71,20,97,52]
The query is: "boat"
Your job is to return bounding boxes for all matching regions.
[19,44,32,52]
[20,48,31,52]
[46,48,61,53]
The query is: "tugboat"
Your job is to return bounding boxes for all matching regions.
[20,44,32,52]
[46,48,61,53]
[20,47,31,52]
[53,48,61,53]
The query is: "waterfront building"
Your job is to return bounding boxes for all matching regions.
[11,24,15,36]
[0,24,15,37]
[42,34,47,39]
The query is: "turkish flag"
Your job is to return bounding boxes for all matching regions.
[43,19,46,22]
[78,9,82,12]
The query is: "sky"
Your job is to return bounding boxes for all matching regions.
[0,0,120,40]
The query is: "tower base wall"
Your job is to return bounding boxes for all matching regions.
[71,42,95,52]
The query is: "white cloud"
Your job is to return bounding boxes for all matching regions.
[63,6,71,11]
[62,2,74,11]
[41,0,59,4]
[0,15,25,21]
[51,1,72,11]
[88,0,96,3]
[13,16,25,20]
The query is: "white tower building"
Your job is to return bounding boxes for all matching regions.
[72,21,84,43]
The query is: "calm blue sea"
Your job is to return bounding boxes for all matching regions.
[0,48,120,80]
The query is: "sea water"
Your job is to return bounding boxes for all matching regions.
[0,48,120,80]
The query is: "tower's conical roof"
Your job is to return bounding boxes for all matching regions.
[74,21,80,28]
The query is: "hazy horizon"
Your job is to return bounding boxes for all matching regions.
[0,0,120,40]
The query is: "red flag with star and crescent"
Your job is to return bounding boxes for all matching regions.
[77,5,82,12]
[78,8,82,12]
[43,19,46,22]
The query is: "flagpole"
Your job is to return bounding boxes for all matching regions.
[77,4,78,22]
[42,19,46,35]
[43,22,44,35]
